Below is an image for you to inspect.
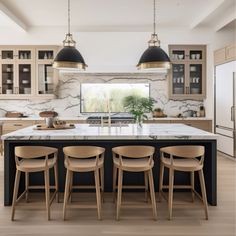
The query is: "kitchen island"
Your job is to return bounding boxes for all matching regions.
[2,123,217,206]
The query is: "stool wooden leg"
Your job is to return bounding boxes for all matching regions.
[54,163,59,203]
[69,171,73,203]
[148,170,157,220]
[95,169,102,220]
[44,169,50,220]
[168,169,174,220]
[25,172,29,203]
[116,169,123,221]
[11,170,21,221]
[112,165,117,203]
[100,166,104,203]
[159,162,164,202]
[191,171,195,202]
[198,169,209,220]
[144,171,149,202]
[63,169,71,220]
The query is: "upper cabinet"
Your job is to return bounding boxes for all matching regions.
[0,46,59,99]
[35,47,58,98]
[214,43,236,65]
[168,45,206,100]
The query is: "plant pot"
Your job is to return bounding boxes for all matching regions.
[153,111,164,117]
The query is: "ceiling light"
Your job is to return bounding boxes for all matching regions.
[137,0,171,70]
[53,0,87,70]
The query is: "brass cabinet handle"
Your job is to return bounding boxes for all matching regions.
[13,124,23,126]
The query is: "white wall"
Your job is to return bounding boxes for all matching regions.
[0,26,235,118]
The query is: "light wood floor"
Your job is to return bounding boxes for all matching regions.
[0,153,235,236]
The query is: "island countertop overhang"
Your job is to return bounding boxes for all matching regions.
[1,123,217,141]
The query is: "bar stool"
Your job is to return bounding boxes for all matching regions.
[11,146,58,221]
[112,146,157,220]
[159,145,208,220]
[63,146,105,220]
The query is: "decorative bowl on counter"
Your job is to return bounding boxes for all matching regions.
[53,120,66,129]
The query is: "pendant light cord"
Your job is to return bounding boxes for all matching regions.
[153,0,156,34]
[68,0,71,34]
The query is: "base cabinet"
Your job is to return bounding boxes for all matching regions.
[145,119,212,132]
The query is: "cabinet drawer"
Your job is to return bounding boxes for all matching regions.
[171,120,212,132]
[3,121,34,132]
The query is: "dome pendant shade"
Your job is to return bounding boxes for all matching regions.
[137,45,171,70]
[52,0,87,70]
[53,46,87,70]
[137,0,171,70]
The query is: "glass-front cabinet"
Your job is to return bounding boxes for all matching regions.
[0,46,58,99]
[169,45,206,100]
[0,48,34,98]
[35,47,58,97]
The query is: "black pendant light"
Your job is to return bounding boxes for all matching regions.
[137,0,171,70]
[53,0,87,70]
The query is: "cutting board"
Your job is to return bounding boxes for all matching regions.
[34,124,75,130]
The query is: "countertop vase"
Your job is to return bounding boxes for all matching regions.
[135,115,144,128]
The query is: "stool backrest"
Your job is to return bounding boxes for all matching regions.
[63,146,105,167]
[15,146,58,159]
[14,146,58,167]
[160,145,205,165]
[112,145,155,166]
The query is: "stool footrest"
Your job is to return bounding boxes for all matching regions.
[162,185,192,189]
[67,203,99,209]
[115,185,146,190]
[28,185,57,190]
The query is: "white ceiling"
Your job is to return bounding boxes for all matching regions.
[0,0,235,32]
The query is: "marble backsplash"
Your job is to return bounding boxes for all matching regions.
[0,72,203,117]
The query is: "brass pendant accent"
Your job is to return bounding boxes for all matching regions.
[137,61,171,70]
[52,61,87,70]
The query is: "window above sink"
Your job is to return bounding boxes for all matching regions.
[80,83,150,113]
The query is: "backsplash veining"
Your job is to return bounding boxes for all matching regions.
[0,72,203,117]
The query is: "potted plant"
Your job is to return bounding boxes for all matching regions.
[123,95,155,127]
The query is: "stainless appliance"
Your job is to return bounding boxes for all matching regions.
[215,61,236,158]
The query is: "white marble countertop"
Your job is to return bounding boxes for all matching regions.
[0,116,212,121]
[1,123,217,141]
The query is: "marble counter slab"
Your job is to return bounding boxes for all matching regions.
[0,116,87,121]
[0,116,212,121]
[1,123,217,141]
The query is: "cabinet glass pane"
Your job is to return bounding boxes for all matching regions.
[18,64,31,94]
[2,64,14,94]
[38,50,54,60]
[1,50,14,60]
[38,64,54,94]
[18,50,31,60]
[189,50,202,60]
[172,64,185,94]
[172,50,185,60]
[189,64,202,94]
